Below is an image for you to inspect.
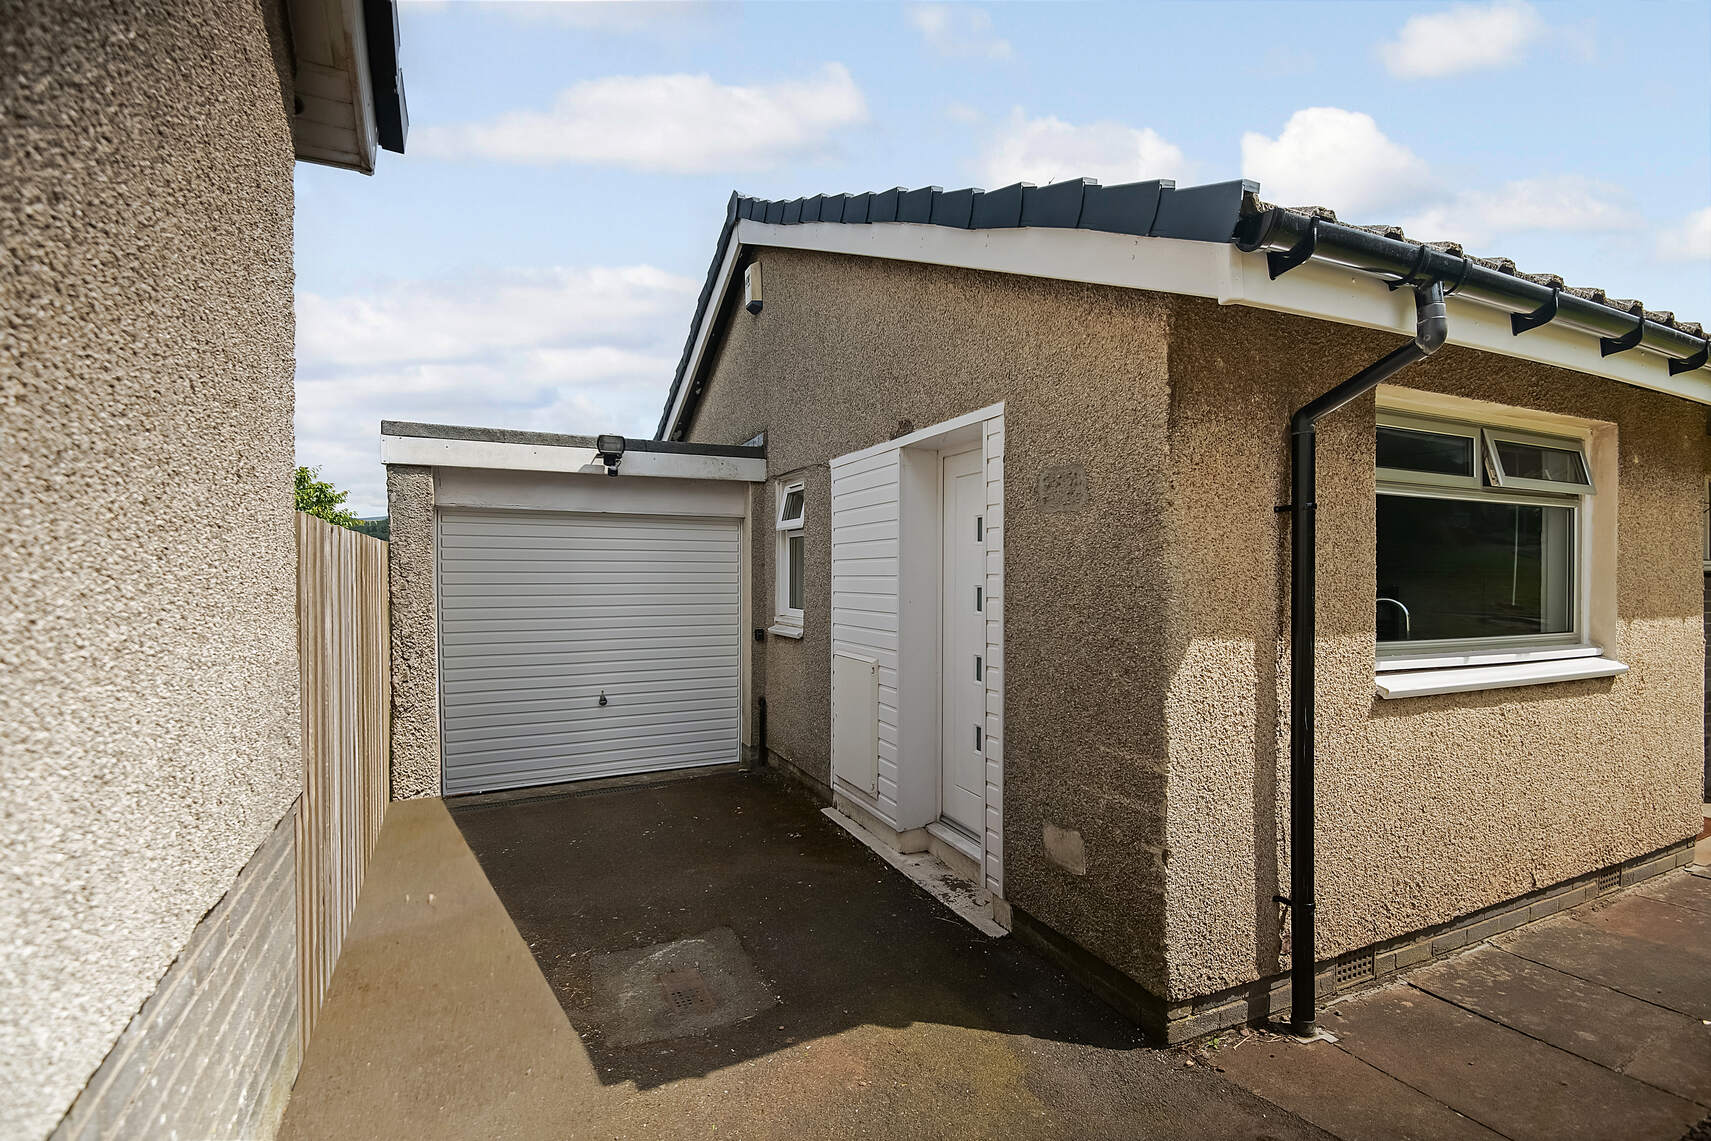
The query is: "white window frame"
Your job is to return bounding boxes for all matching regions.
[1701,476,1710,572]
[1481,425,1596,495]
[1376,409,1593,667]
[772,478,805,635]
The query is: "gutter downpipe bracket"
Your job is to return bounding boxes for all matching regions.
[1281,279,1448,1037]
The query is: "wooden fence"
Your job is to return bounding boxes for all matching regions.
[295,513,391,1051]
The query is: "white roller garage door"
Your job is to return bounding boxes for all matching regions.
[438,509,740,795]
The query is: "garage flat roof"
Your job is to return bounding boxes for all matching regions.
[381,420,764,459]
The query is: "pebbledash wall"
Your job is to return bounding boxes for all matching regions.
[1160,297,1704,1008]
[686,247,1180,993]
[1,2,302,1137]
[679,246,1705,1028]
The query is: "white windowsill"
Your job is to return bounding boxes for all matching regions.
[767,622,804,640]
[1375,655,1628,700]
[1376,643,1604,673]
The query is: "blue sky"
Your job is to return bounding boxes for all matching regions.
[295,0,1711,515]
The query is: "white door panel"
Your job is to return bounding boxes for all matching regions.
[940,449,986,836]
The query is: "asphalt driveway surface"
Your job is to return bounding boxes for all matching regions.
[446,769,1325,1140]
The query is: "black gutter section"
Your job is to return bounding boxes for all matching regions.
[1282,281,1448,1037]
[362,0,408,154]
[1237,207,1706,370]
[379,420,764,459]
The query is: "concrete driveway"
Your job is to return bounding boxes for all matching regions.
[279,770,1711,1141]
[278,769,1325,1140]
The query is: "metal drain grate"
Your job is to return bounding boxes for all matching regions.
[1334,952,1375,989]
[656,967,718,1013]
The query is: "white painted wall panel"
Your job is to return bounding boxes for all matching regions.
[437,510,739,795]
[828,406,1005,899]
[829,451,903,822]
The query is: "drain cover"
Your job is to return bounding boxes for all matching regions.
[588,927,777,1047]
[657,967,718,1012]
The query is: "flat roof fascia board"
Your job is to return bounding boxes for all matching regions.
[380,434,766,481]
[379,420,763,459]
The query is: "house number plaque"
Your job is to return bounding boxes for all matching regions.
[1036,462,1088,514]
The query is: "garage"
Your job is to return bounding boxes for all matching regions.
[437,510,742,795]
[380,422,766,799]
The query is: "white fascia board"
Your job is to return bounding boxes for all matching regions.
[740,219,1229,302]
[662,234,745,440]
[379,434,766,481]
[286,0,378,172]
[729,220,1711,408]
[1219,249,1711,406]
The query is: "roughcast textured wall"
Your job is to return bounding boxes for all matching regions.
[681,246,1704,1011]
[0,2,299,1135]
[1161,298,1706,1001]
[684,248,1177,992]
[386,465,442,799]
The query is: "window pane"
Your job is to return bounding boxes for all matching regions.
[779,487,804,523]
[1377,494,1573,642]
[786,534,804,610]
[1493,439,1588,486]
[1376,425,1474,478]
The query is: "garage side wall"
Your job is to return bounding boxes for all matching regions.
[1161,297,1706,1002]
[387,464,443,800]
[681,248,1178,991]
[1,2,300,1135]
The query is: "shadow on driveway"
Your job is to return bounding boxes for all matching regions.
[449,768,1139,1090]
[283,768,1326,1140]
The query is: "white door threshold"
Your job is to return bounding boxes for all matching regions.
[820,807,1007,938]
[926,819,981,863]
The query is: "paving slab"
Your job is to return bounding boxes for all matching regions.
[1635,871,1711,916]
[1498,915,1711,1019]
[1622,1021,1711,1109]
[1407,944,1711,1105]
[1215,1034,1503,1141]
[1577,892,1711,955]
[1327,986,1702,1141]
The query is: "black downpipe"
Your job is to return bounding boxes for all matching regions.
[1286,281,1448,1036]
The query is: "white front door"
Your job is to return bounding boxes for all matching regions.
[939,448,986,837]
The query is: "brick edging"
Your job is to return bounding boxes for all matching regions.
[1164,837,1697,1043]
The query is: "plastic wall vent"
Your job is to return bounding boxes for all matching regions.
[1334,952,1376,989]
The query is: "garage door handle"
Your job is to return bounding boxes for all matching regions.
[598,690,608,707]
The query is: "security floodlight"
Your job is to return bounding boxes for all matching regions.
[595,434,625,476]
[744,261,763,314]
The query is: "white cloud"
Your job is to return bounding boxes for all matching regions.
[297,266,692,368]
[411,63,867,172]
[1379,0,1544,79]
[1240,107,1431,215]
[908,4,1012,61]
[295,266,697,515]
[976,109,1189,189]
[1656,207,1711,263]
[1399,176,1641,248]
